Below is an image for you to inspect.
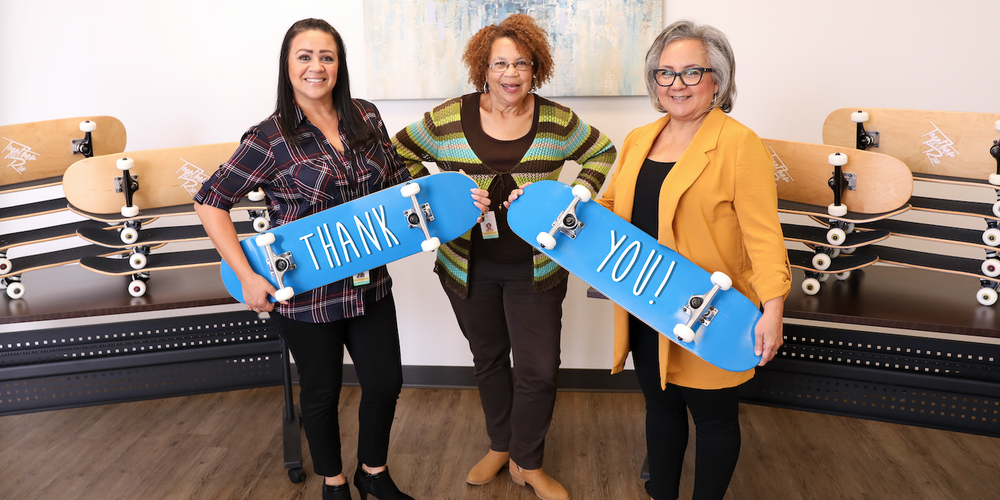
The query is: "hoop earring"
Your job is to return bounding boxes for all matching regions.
[484,82,490,94]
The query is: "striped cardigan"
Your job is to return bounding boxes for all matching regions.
[392,94,617,298]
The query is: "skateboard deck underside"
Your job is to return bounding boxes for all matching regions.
[764,138,913,213]
[823,108,1000,181]
[507,181,762,372]
[870,244,1000,283]
[0,245,131,279]
[221,172,480,304]
[80,248,222,276]
[0,116,127,186]
[0,220,110,252]
[787,248,878,274]
[78,221,257,248]
[63,142,238,214]
[862,218,998,250]
[781,223,890,249]
[1,198,68,223]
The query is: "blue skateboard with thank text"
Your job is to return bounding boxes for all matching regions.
[507,180,763,371]
[220,172,480,303]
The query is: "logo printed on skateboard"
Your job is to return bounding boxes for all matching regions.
[176,159,210,195]
[922,121,961,166]
[769,146,794,184]
[2,137,38,175]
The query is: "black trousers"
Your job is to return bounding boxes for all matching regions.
[272,293,403,477]
[444,258,568,470]
[630,315,742,500]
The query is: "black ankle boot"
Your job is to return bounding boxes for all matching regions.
[322,482,351,500]
[353,463,414,500]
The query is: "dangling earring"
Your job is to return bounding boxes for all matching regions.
[530,76,537,93]
[484,82,490,94]
[710,93,718,110]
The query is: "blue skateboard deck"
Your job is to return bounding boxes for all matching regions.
[221,172,480,303]
[507,180,762,372]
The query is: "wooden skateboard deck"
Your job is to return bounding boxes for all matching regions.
[782,223,889,250]
[80,248,221,298]
[221,172,481,305]
[908,196,1000,222]
[787,248,877,296]
[63,142,239,215]
[869,244,1000,305]
[765,138,913,214]
[77,221,257,249]
[0,244,134,299]
[861,219,1000,251]
[67,197,265,224]
[0,198,69,223]
[508,180,763,372]
[1,116,126,192]
[823,107,1000,182]
[778,200,911,224]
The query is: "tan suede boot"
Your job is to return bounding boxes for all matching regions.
[508,459,570,500]
[466,450,509,485]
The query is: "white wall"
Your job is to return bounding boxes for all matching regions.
[2,0,999,366]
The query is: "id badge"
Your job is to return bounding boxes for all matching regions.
[352,270,371,286]
[481,211,499,239]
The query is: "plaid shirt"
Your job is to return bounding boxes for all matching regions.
[195,100,410,323]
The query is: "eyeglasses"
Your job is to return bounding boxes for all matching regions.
[489,60,534,73]
[654,67,713,87]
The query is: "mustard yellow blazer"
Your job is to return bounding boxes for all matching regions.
[597,108,791,390]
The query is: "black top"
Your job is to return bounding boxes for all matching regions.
[631,158,675,239]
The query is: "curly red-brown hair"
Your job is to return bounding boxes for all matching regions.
[462,14,554,93]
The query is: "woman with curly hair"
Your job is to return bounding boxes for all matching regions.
[393,13,616,500]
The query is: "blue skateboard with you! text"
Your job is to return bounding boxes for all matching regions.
[220,172,481,303]
[507,180,763,371]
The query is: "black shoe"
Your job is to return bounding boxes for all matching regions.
[322,482,351,500]
[353,463,415,500]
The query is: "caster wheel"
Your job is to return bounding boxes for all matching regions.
[982,258,1000,278]
[421,237,441,252]
[79,120,97,132]
[812,253,831,271]
[275,287,295,302]
[828,204,848,217]
[128,280,147,298]
[6,282,25,300]
[400,182,420,197]
[571,184,592,202]
[828,152,848,166]
[851,111,870,123]
[537,232,557,250]
[120,227,139,244]
[248,188,265,202]
[835,271,851,281]
[710,271,732,290]
[256,232,276,247]
[253,217,270,232]
[673,323,695,343]
[977,287,998,306]
[121,205,139,218]
[287,467,307,484]
[0,257,11,274]
[827,227,846,246]
[116,157,134,170]
[802,278,820,295]
[984,228,1000,247]
[129,253,147,270]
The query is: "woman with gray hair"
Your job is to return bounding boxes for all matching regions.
[597,20,789,500]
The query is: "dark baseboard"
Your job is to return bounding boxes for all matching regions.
[329,365,643,392]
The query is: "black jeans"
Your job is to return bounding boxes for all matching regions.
[272,292,403,477]
[630,315,742,500]
[444,258,568,470]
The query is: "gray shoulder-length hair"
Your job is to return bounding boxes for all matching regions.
[644,20,737,114]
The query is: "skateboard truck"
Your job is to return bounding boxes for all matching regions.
[127,272,151,298]
[673,271,731,343]
[255,233,296,302]
[400,182,440,252]
[851,110,880,150]
[71,120,97,157]
[115,157,141,218]
[990,120,1000,186]
[247,189,270,232]
[536,185,591,250]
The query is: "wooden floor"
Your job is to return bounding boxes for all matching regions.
[1,386,998,500]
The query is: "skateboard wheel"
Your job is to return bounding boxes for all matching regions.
[818,273,830,282]
[995,119,1000,132]
[253,216,270,232]
[801,278,820,295]
[709,271,732,291]
[120,227,139,244]
[400,182,420,197]
[536,232,557,250]
[571,184,592,202]
[984,228,1000,247]
[990,174,1000,186]
[673,323,695,343]
[992,200,1000,218]
[255,232,276,247]
[275,287,295,302]
[811,253,831,271]
[130,253,147,270]
[982,259,1000,277]
[851,111,869,123]
[248,188,266,202]
[128,279,147,298]
[116,157,134,170]
[421,237,441,252]
[827,204,848,217]
[6,282,25,300]
[79,120,97,132]
[835,271,851,281]
[829,248,841,259]
[827,152,848,167]
[826,228,847,246]
[977,287,998,306]
[845,223,855,234]
[841,247,855,255]
[0,257,10,273]
[121,205,140,218]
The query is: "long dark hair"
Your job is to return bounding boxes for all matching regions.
[275,19,377,148]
